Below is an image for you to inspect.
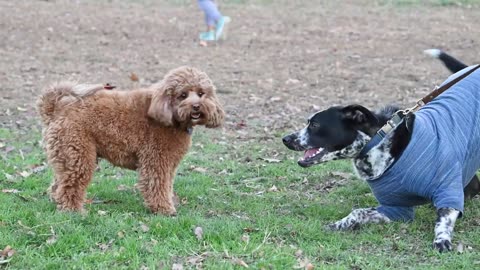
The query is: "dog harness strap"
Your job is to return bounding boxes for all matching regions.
[358,111,405,158]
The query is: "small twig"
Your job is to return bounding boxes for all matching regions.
[18,219,70,230]
[251,229,271,254]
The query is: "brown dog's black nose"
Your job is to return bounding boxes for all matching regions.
[193,104,200,111]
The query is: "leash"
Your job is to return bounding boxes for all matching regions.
[358,64,480,158]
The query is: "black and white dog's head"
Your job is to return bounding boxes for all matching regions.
[282,105,385,167]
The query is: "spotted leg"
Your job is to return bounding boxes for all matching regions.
[327,207,391,230]
[433,207,460,252]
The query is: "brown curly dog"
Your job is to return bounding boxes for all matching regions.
[37,66,224,215]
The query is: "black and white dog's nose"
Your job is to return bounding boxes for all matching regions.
[282,135,293,145]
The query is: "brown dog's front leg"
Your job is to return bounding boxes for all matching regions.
[137,165,177,216]
[433,207,460,252]
[327,207,391,230]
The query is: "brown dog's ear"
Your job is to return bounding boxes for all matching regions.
[341,105,378,125]
[205,95,225,128]
[148,85,174,126]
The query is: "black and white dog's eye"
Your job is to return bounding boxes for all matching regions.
[310,122,320,129]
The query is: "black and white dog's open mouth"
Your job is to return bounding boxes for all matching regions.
[298,147,328,167]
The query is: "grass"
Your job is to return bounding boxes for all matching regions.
[1,123,480,269]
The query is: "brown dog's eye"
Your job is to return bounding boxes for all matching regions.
[179,93,188,99]
[198,92,204,97]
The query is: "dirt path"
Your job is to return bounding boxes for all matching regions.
[1,0,479,133]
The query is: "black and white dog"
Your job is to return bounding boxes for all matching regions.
[283,50,480,252]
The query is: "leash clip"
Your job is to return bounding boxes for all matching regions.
[402,99,424,116]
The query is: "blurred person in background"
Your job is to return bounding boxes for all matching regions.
[197,0,231,46]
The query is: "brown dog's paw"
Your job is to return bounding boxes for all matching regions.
[151,206,177,216]
[56,204,87,215]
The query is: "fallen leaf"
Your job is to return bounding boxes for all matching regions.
[192,167,207,173]
[268,185,279,192]
[16,107,27,112]
[243,227,260,233]
[234,120,247,129]
[457,242,464,253]
[140,222,150,233]
[172,263,183,270]
[2,189,20,194]
[241,234,249,243]
[1,246,15,258]
[294,249,303,258]
[46,235,57,245]
[0,246,15,264]
[259,157,281,163]
[117,184,129,191]
[268,96,282,102]
[194,226,203,240]
[96,239,114,251]
[46,226,57,245]
[233,258,249,268]
[19,171,31,178]
[285,78,300,84]
[293,258,311,269]
[30,164,47,174]
[186,252,208,267]
[117,231,125,238]
[330,171,352,180]
[130,72,139,82]
[97,210,108,216]
[173,192,180,206]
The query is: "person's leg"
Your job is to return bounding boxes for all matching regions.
[198,0,222,30]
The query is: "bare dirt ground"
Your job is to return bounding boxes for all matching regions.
[1,0,479,135]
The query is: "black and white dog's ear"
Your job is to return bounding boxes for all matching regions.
[341,105,379,125]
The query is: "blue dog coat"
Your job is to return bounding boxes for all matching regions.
[367,66,480,221]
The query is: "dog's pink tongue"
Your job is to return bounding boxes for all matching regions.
[304,148,320,159]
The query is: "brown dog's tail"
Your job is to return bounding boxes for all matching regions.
[37,81,105,125]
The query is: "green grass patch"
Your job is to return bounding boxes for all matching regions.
[1,126,479,269]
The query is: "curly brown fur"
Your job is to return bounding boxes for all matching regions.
[37,66,224,215]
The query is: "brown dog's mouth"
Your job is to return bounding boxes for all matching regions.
[298,147,328,167]
[191,112,203,120]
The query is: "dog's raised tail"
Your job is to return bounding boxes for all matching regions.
[37,82,105,125]
[424,49,468,73]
